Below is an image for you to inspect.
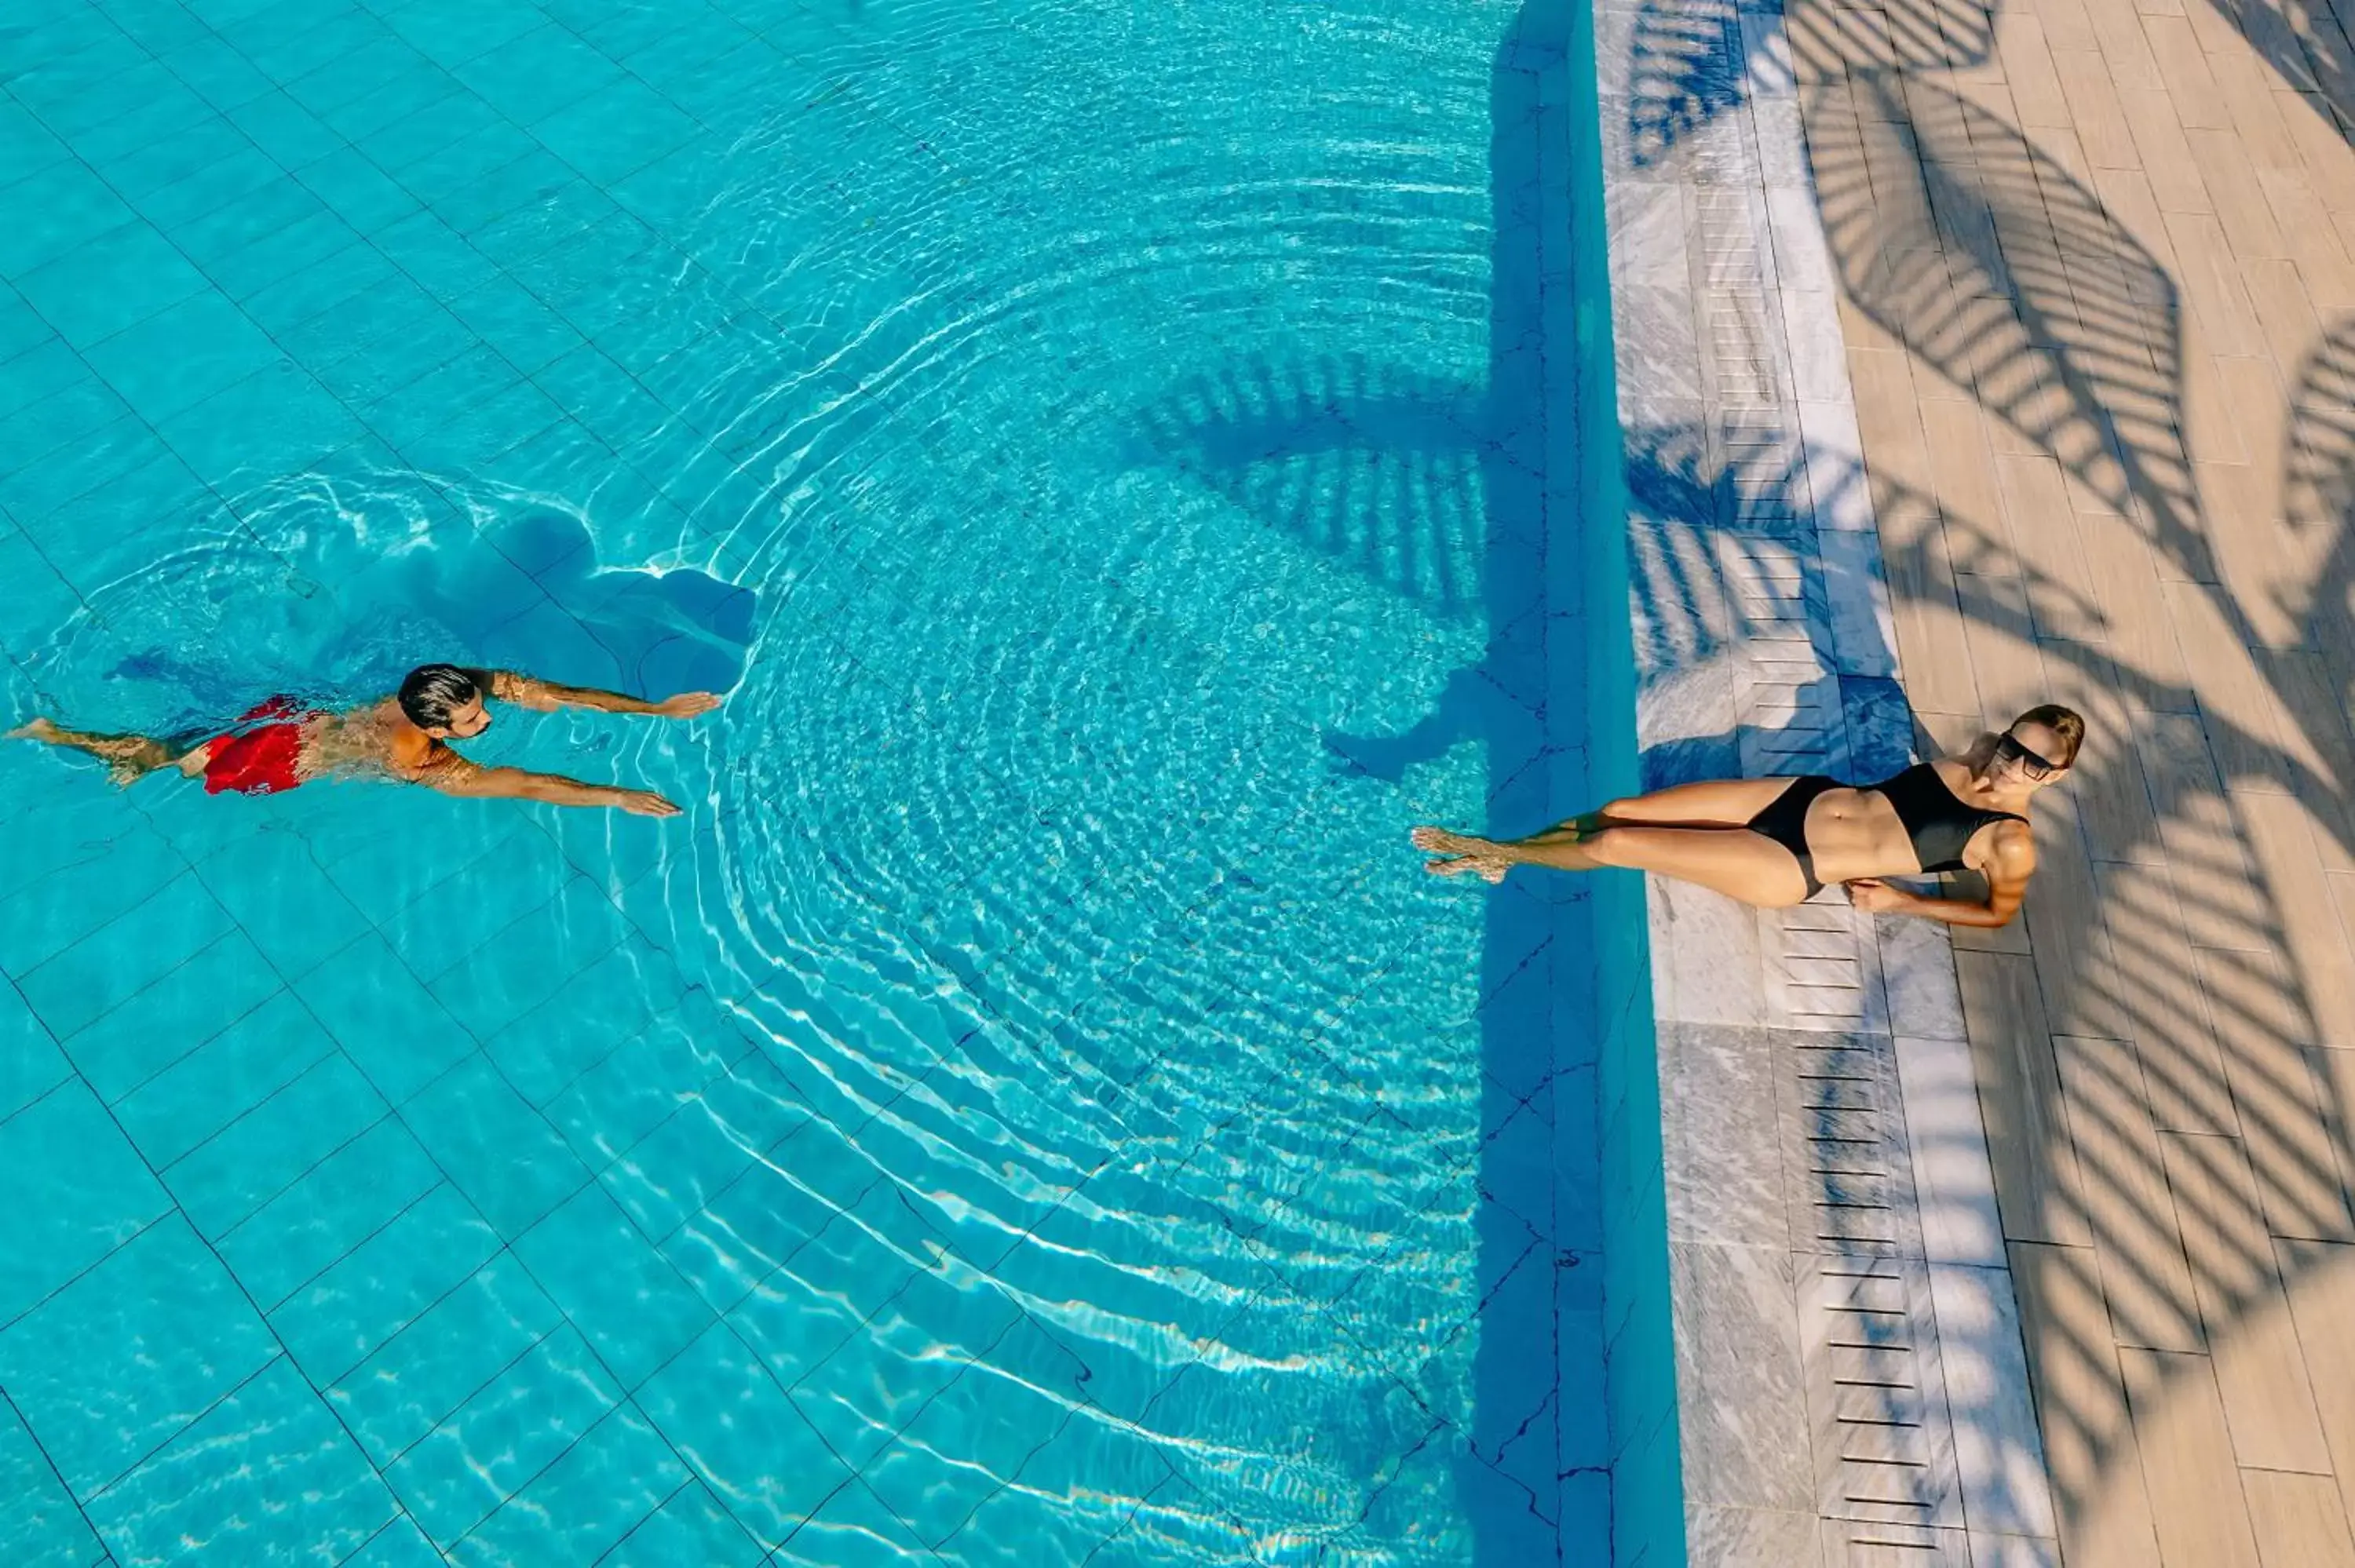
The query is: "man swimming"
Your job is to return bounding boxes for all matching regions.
[10,663,721,817]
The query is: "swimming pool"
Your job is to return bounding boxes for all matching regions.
[0,1,1620,1562]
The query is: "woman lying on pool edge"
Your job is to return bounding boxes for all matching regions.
[12,663,721,817]
[1413,704,2084,926]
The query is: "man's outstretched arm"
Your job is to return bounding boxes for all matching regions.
[413,753,681,816]
[468,668,723,719]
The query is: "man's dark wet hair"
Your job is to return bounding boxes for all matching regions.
[398,664,481,730]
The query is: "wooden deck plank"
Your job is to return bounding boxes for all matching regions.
[1958,950,2093,1245]
[2276,1238,2355,1525]
[2117,1347,2265,1568]
[2051,1034,2204,1351]
[2244,1468,2355,1568]
[2185,943,2355,1241]
[2157,1132,2335,1471]
[1784,0,2355,1559]
[2010,1241,2164,1568]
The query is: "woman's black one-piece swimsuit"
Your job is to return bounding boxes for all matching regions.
[1743,764,2027,898]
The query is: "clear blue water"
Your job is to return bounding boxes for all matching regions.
[0,1,1608,1563]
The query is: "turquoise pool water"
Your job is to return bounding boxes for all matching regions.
[0,1,1612,1563]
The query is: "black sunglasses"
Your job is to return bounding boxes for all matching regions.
[1996,732,2058,778]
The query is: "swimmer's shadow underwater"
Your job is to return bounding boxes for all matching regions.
[104,507,756,750]
[13,505,754,836]
[438,509,757,705]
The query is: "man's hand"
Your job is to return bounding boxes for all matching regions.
[655,692,723,719]
[619,788,682,817]
[1846,878,1908,913]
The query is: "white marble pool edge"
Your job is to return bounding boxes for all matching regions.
[1590,0,2065,1563]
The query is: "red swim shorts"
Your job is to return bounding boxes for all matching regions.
[201,697,314,797]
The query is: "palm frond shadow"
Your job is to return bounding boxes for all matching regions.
[2285,313,2355,648]
[1619,0,1990,171]
[1625,389,2355,1538]
[1134,358,1492,621]
[1623,0,1755,170]
[2204,0,2355,150]
[1132,354,1546,790]
[1810,74,2218,589]
[2267,310,2355,871]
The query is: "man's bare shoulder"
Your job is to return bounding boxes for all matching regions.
[391,738,464,780]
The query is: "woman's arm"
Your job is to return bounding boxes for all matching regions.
[469,668,721,719]
[1849,826,2036,928]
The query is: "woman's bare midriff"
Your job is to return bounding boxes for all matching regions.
[1796,783,1926,884]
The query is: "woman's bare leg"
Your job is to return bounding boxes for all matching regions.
[1413,822,1599,879]
[1579,823,1812,906]
[1587,776,1801,826]
[1413,817,1812,906]
[1412,776,1802,881]
[10,717,199,784]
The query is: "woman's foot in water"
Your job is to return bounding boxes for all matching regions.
[1411,826,1513,882]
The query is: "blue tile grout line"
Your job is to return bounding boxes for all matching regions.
[0,739,1469,1559]
[4,1063,447,1551]
[0,0,765,579]
[0,1381,114,1564]
[0,771,1567,1562]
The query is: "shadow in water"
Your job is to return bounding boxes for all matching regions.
[1137,2,1604,1556]
[1134,354,1531,786]
[35,475,755,736]
[1137,360,1488,625]
[431,509,756,701]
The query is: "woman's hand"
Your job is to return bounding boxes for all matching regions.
[656,692,724,718]
[1845,878,1908,913]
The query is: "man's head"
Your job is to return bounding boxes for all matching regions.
[398,664,491,738]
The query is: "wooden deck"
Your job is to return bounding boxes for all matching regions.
[1784,0,2355,1556]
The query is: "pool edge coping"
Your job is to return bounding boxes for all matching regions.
[1583,0,2067,1562]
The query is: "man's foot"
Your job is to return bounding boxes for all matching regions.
[1410,826,1512,883]
[8,717,60,742]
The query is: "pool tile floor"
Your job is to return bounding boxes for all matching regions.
[1,2,1606,1563]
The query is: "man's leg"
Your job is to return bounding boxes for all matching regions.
[10,717,203,783]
